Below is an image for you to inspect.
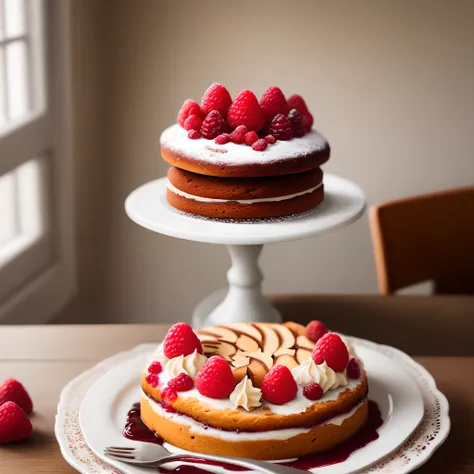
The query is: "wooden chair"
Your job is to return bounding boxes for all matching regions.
[369,186,474,295]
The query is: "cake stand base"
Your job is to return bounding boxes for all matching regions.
[125,174,366,327]
[192,245,281,328]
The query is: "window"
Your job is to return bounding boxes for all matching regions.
[0,0,75,323]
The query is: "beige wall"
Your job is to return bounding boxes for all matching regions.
[58,0,474,323]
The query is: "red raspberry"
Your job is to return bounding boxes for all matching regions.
[264,135,276,144]
[168,373,194,392]
[346,358,361,379]
[0,379,33,414]
[252,138,268,151]
[287,109,306,137]
[161,386,178,403]
[312,333,349,372]
[259,86,290,123]
[163,322,203,359]
[235,125,248,134]
[188,105,202,118]
[230,131,244,144]
[244,131,259,146]
[215,133,231,145]
[0,402,33,444]
[201,83,232,117]
[288,95,313,132]
[261,365,297,405]
[303,382,323,401]
[177,99,202,127]
[200,110,226,139]
[287,94,310,116]
[148,361,163,374]
[227,90,265,132]
[187,129,201,139]
[183,114,203,131]
[306,320,328,343]
[268,114,294,141]
[195,356,235,399]
[229,125,247,144]
[302,113,314,132]
[145,373,159,387]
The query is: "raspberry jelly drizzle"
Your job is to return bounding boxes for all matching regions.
[123,403,163,445]
[123,400,383,472]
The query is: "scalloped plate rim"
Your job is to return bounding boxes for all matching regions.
[55,339,450,474]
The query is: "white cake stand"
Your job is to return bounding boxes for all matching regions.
[125,173,365,327]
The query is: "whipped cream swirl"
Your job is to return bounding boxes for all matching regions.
[229,375,262,411]
[292,359,347,393]
[167,350,207,379]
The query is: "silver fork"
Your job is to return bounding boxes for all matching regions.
[104,443,303,473]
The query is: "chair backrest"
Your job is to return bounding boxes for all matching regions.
[369,186,474,295]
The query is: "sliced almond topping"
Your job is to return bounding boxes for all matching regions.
[296,335,314,350]
[282,321,306,337]
[226,323,262,342]
[254,323,279,356]
[232,366,248,384]
[274,354,299,370]
[271,324,296,350]
[236,334,259,353]
[247,359,267,388]
[198,326,238,343]
[202,341,236,361]
[296,348,313,364]
[232,351,250,368]
[200,342,220,352]
[274,348,296,357]
[240,349,273,370]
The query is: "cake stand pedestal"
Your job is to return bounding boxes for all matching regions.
[125,173,365,327]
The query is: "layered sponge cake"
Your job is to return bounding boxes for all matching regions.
[166,166,324,220]
[160,83,331,219]
[141,321,368,460]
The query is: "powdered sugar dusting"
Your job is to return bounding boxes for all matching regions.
[160,124,329,166]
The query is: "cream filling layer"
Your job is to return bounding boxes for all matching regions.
[142,391,364,442]
[167,181,322,205]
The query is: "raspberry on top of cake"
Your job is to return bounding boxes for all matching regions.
[178,83,314,145]
[141,321,367,459]
[142,320,364,413]
[161,84,331,219]
[160,83,330,177]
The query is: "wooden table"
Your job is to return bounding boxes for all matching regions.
[0,312,473,473]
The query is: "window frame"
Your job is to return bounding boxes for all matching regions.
[0,0,75,324]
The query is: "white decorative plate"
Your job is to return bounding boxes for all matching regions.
[56,338,450,474]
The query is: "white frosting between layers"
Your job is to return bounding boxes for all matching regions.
[167,181,322,204]
[167,350,207,379]
[160,124,329,166]
[292,360,348,393]
[143,390,364,442]
[229,376,262,411]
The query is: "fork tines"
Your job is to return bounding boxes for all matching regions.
[104,446,135,460]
